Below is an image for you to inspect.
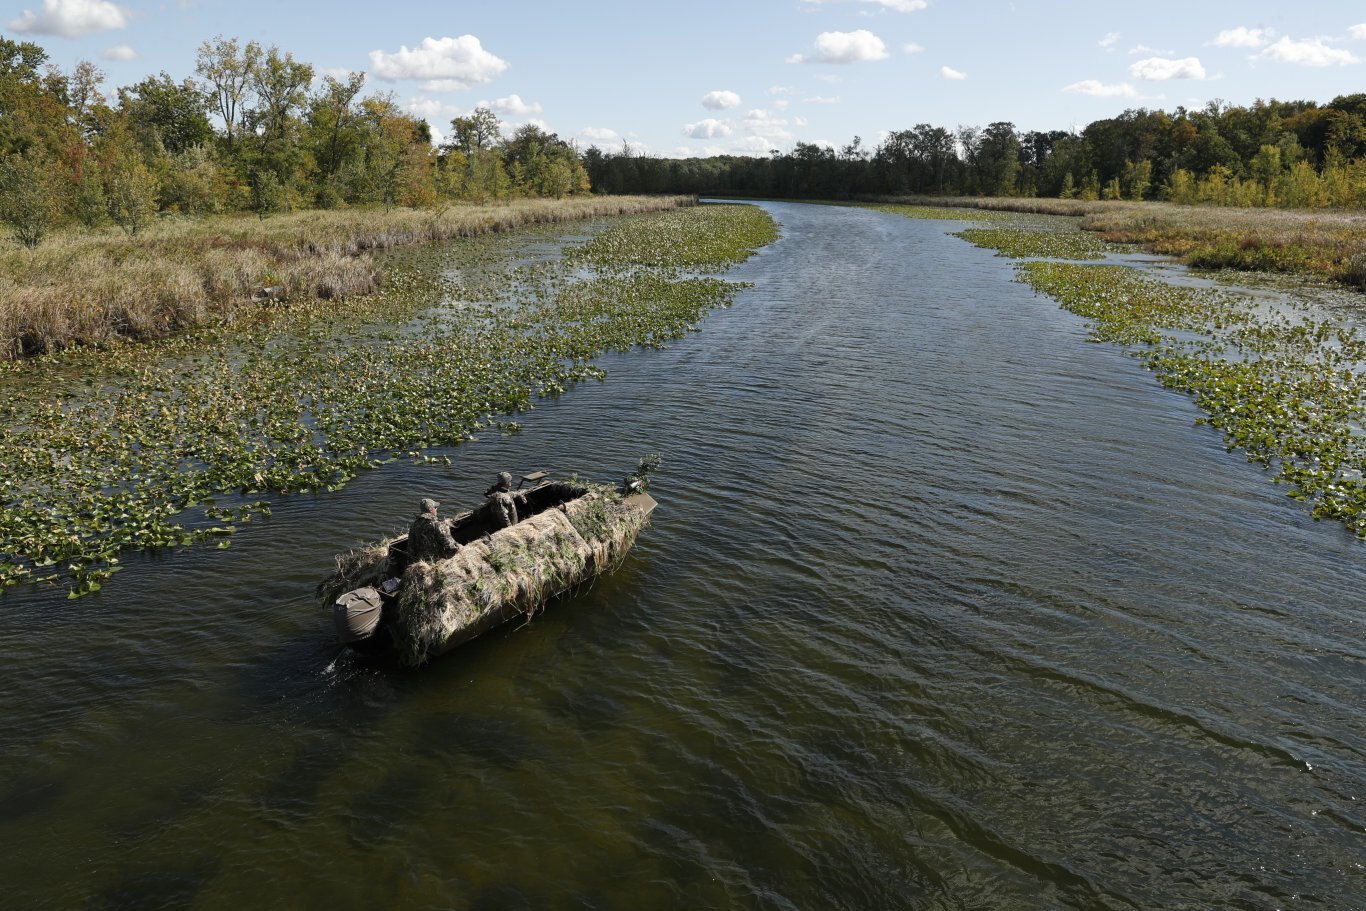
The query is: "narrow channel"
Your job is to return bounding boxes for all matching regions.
[1,201,1361,910]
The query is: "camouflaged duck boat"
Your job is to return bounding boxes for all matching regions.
[320,471,656,666]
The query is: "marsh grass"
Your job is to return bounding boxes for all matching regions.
[0,196,694,359]
[874,195,1366,290]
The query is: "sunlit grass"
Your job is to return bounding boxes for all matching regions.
[0,196,695,359]
[877,195,1366,290]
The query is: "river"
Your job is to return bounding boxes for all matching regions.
[0,201,1362,910]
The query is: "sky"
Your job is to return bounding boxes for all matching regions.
[8,0,1366,157]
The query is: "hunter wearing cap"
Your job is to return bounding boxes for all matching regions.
[408,497,460,562]
[486,471,523,529]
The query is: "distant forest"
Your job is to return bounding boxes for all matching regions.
[6,27,1366,250]
[585,95,1366,209]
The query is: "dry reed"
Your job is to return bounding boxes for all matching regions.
[0,196,694,359]
[871,195,1366,287]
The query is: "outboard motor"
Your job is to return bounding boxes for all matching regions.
[334,586,384,644]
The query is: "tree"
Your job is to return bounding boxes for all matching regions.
[195,36,261,150]
[307,71,366,203]
[248,46,313,154]
[0,149,62,246]
[106,153,159,234]
[445,108,508,200]
[119,73,214,155]
[976,122,1021,195]
[448,107,501,157]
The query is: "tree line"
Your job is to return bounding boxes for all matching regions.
[584,95,1366,209]
[0,34,590,246]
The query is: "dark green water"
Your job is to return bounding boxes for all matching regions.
[1,202,1362,910]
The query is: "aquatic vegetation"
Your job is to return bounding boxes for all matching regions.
[1017,261,1366,535]
[874,197,1366,535]
[860,203,1010,223]
[956,225,1118,260]
[0,204,777,596]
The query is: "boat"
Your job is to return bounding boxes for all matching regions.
[319,469,657,666]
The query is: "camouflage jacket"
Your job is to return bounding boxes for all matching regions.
[488,490,520,529]
[407,514,459,562]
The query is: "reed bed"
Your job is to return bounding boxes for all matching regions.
[0,196,694,359]
[873,196,1366,289]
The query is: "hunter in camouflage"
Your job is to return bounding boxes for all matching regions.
[408,497,460,562]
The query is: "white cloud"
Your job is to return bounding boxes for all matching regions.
[1259,36,1359,67]
[802,0,926,10]
[9,0,126,37]
[1128,44,1172,56]
[773,99,790,110]
[789,29,889,65]
[1212,26,1274,48]
[101,43,136,61]
[580,127,620,142]
[1351,24,1366,40]
[369,36,508,89]
[1063,79,1138,98]
[766,85,794,95]
[940,66,967,80]
[321,67,358,81]
[803,94,841,104]
[743,108,793,142]
[794,116,809,126]
[403,97,461,121]
[479,94,541,116]
[1129,56,1206,80]
[730,135,782,155]
[1099,32,1120,48]
[701,90,741,110]
[902,42,924,55]
[683,118,732,139]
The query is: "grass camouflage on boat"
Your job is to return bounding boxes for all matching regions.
[319,480,651,666]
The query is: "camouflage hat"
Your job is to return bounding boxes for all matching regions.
[497,471,512,487]
[419,497,439,512]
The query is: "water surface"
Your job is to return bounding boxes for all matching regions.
[1,201,1362,910]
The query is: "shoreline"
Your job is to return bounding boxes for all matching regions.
[0,195,695,362]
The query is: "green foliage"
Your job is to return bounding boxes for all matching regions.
[583,96,1366,213]
[106,154,159,235]
[0,149,62,246]
[956,224,1118,260]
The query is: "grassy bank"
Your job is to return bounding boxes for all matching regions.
[873,196,1366,290]
[0,203,777,597]
[0,195,694,360]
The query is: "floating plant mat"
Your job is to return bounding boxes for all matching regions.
[0,204,778,596]
[1019,261,1366,534]
[871,203,1366,536]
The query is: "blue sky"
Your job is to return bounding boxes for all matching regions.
[9,0,1366,156]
